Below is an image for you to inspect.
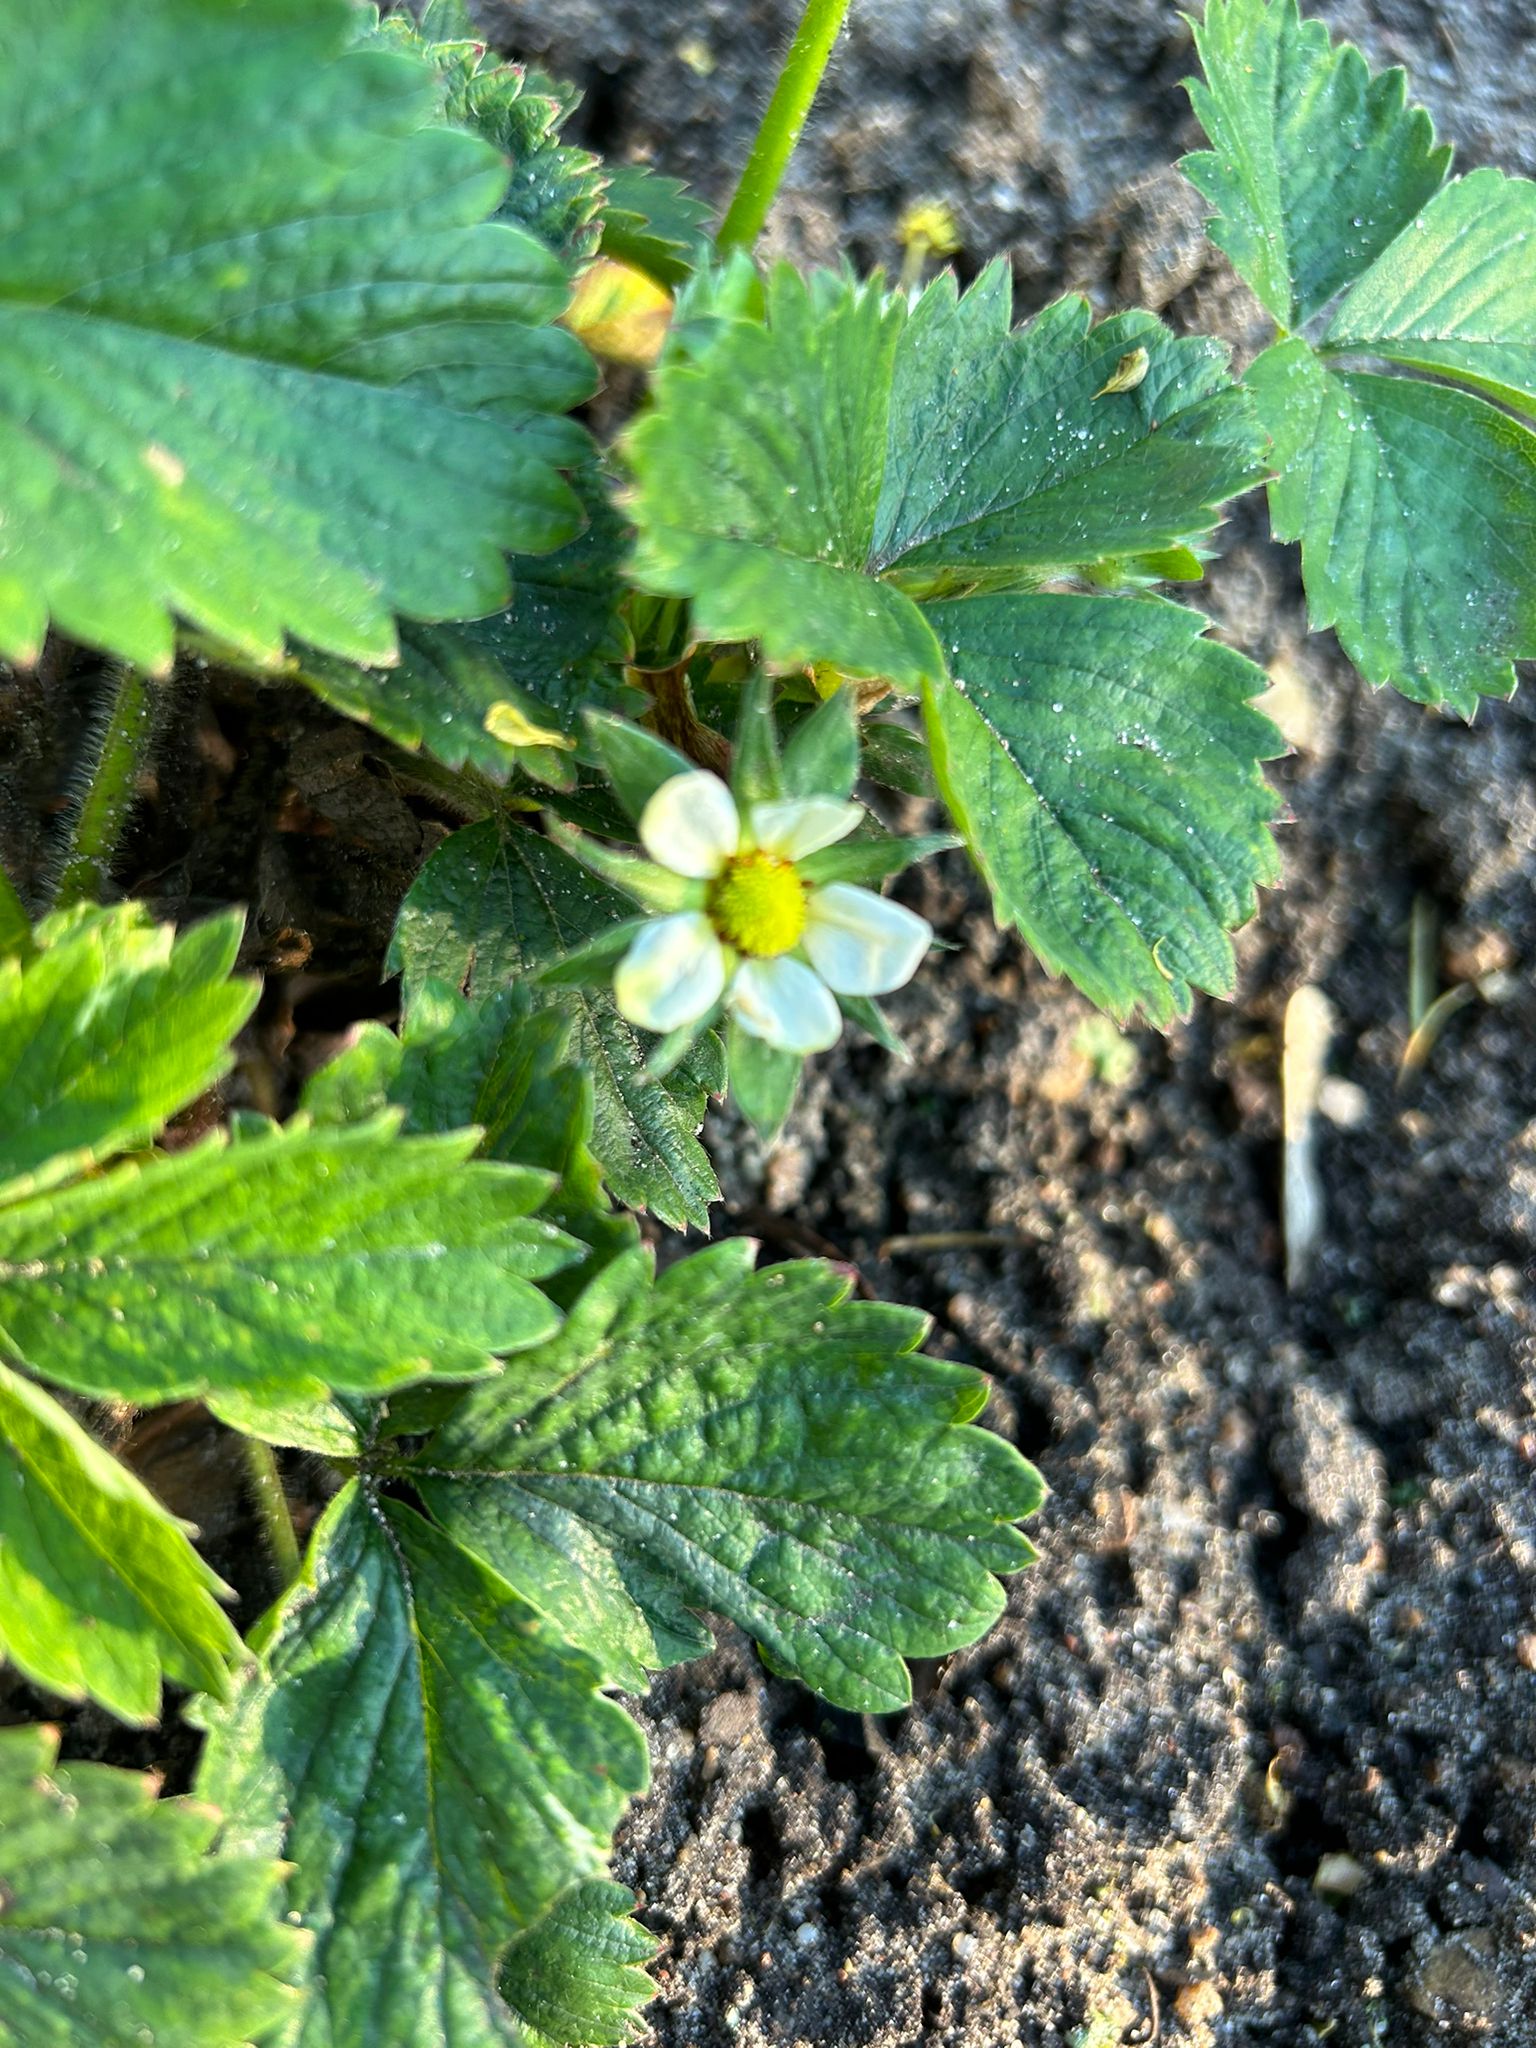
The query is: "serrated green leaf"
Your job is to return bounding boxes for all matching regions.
[871,271,1264,597]
[412,1242,1044,1710]
[501,1882,657,2048]
[390,821,723,1231]
[1183,0,1449,329]
[0,905,253,1205]
[625,264,1261,690]
[1248,338,1536,715]
[195,1483,649,2048]
[600,163,713,288]
[0,1359,242,1725]
[0,1722,302,2048]
[628,268,938,688]
[923,595,1283,1024]
[0,0,594,673]
[0,1117,578,1411]
[1324,168,1536,413]
[291,472,637,780]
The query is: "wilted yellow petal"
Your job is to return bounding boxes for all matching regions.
[482,701,574,750]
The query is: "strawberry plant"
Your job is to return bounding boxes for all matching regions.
[0,0,1530,2040]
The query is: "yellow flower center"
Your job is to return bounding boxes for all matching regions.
[708,852,807,958]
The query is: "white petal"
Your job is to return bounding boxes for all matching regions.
[749,795,863,862]
[730,956,842,1055]
[613,913,727,1033]
[802,883,932,995]
[639,772,740,878]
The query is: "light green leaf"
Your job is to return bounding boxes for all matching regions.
[1183,0,1449,328]
[390,821,724,1232]
[1324,168,1536,413]
[0,0,593,673]
[412,1242,1044,1710]
[501,1882,657,2048]
[0,1722,302,2048]
[196,1483,649,2048]
[291,472,637,780]
[624,264,1261,689]
[1248,338,1536,714]
[923,594,1282,1024]
[0,1116,579,1410]
[0,904,254,1205]
[0,1358,242,1725]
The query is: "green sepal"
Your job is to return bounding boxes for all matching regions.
[730,672,786,803]
[584,712,696,821]
[782,685,859,799]
[547,819,703,910]
[796,830,958,888]
[858,720,935,797]
[727,1016,803,1139]
[839,992,908,1058]
[533,917,654,988]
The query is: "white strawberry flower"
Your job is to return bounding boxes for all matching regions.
[612,769,932,1055]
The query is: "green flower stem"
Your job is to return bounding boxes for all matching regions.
[717,0,854,253]
[241,1437,302,1590]
[49,662,153,910]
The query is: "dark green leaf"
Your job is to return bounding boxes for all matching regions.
[872,271,1264,598]
[412,1242,1044,1710]
[0,1117,578,1410]
[0,1359,241,1725]
[0,905,253,1204]
[1248,339,1536,714]
[501,1882,657,2048]
[195,1483,649,2048]
[390,821,723,1231]
[291,472,637,780]
[0,1722,302,2048]
[0,0,593,674]
[924,594,1282,1023]
[1183,0,1448,328]
[600,163,713,287]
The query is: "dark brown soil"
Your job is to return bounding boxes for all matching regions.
[486,4,1536,2044]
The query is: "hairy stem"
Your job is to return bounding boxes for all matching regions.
[717,0,854,254]
[49,662,153,910]
[241,1437,302,1589]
